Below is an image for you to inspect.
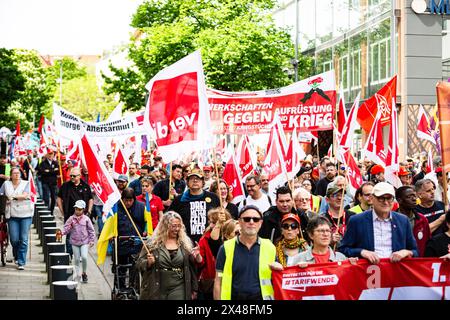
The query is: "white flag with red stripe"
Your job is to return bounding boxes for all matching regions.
[28,170,37,205]
[417,105,435,144]
[337,93,360,162]
[235,135,256,180]
[362,110,386,166]
[79,132,121,214]
[263,119,288,192]
[385,101,402,188]
[427,149,434,173]
[223,153,245,205]
[342,149,363,196]
[285,127,306,180]
[144,50,213,162]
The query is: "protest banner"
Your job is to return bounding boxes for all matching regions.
[53,103,145,139]
[208,70,336,135]
[272,258,450,300]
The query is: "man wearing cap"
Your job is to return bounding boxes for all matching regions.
[259,186,306,243]
[202,165,214,191]
[214,205,276,300]
[320,183,355,248]
[368,164,385,184]
[57,167,94,257]
[414,178,447,236]
[115,174,129,193]
[153,164,186,211]
[169,168,220,243]
[398,166,413,186]
[37,150,59,214]
[339,182,418,264]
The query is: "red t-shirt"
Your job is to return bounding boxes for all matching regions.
[136,194,164,229]
[312,250,331,264]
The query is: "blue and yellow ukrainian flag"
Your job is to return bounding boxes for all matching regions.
[144,193,154,236]
[97,203,118,265]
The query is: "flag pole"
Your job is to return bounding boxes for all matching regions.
[333,151,350,251]
[56,144,64,185]
[119,198,151,255]
[168,161,173,201]
[213,146,223,209]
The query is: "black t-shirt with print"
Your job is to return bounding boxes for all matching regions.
[415,201,447,236]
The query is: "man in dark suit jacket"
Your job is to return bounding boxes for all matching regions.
[339,182,418,264]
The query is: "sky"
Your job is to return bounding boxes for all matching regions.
[0,0,143,55]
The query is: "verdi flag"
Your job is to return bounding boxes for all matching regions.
[357,76,396,132]
[436,81,450,173]
[235,135,256,180]
[362,110,387,166]
[144,50,213,162]
[223,152,245,205]
[28,170,37,205]
[113,147,128,176]
[417,105,435,144]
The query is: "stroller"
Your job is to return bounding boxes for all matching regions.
[0,215,8,266]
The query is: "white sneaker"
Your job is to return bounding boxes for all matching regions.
[17,265,24,270]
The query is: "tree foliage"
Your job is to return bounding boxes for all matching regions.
[0,48,25,113]
[103,0,313,111]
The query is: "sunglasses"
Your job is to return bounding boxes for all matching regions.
[70,174,80,178]
[240,216,262,223]
[281,223,299,230]
[375,195,394,203]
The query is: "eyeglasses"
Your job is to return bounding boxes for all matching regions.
[240,216,262,223]
[315,229,331,234]
[281,223,299,230]
[375,195,394,203]
[246,184,257,189]
[70,174,80,178]
[297,198,309,202]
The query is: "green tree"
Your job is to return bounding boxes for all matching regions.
[60,73,118,121]
[103,0,313,111]
[0,48,25,113]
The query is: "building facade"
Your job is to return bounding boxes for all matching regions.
[273,0,449,160]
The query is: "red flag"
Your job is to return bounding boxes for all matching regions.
[113,148,128,175]
[357,76,397,132]
[417,105,436,144]
[337,89,347,135]
[327,144,333,158]
[267,114,288,156]
[362,111,386,165]
[144,50,212,162]
[28,170,37,205]
[66,140,80,164]
[15,120,20,137]
[222,154,245,205]
[80,133,121,214]
[37,115,45,134]
[235,135,255,179]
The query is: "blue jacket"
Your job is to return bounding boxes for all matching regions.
[117,200,146,255]
[338,209,418,258]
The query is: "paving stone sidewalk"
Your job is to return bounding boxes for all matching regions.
[0,208,112,300]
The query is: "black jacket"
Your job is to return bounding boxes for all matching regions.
[37,159,59,185]
[117,200,146,256]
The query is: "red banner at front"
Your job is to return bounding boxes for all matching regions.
[272,258,450,300]
[208,71,336,134]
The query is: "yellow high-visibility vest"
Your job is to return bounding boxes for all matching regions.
[220,238,276,300]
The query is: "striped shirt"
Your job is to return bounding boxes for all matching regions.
[372,211,392,258]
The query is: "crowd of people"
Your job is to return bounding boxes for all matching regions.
[0,145,449,300]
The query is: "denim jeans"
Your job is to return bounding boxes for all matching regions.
[66,233,73,257]
[8,217,33,266]
[93,204,104,236]
[35,177,43,200]
[41,183,57,214]
[72,244,89,275]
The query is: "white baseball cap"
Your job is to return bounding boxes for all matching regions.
[372,182,395,198]
[73,200,86,209]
